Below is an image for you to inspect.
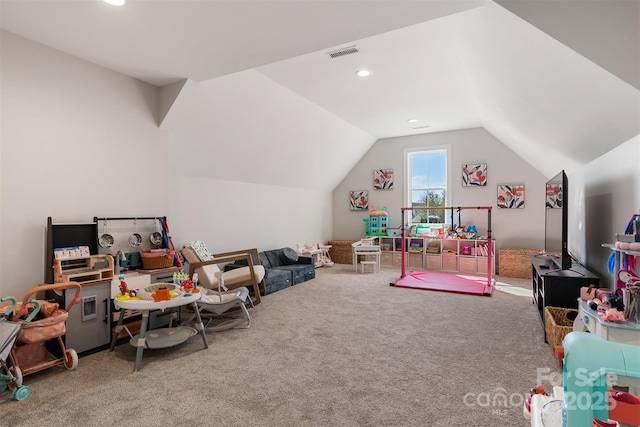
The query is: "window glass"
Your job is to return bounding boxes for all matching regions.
[407,148,447,224]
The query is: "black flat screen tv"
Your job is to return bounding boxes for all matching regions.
[544,170,571,270]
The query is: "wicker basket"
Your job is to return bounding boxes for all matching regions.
[140,249,175,270]
[498,248,539,278]
[327,240,358,264]
[544,306,578,355]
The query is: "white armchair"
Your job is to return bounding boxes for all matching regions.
[181,242,265,305]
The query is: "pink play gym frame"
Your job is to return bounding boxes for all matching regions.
[392,206,494,296]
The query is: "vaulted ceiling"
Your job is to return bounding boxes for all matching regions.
[1,0,638,189]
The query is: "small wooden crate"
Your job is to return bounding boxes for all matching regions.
[327,240,357,264]
[499,248,539,278]
[544,306,578,354]
[53,254,114,283]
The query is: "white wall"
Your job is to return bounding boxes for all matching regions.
[332,128,548,257]
[0,31,169,298]
[578,136,640,288]
[169,176,332,253]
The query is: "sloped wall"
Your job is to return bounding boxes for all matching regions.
[160,69,377,253]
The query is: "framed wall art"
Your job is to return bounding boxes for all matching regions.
[373,169,394,190]
[349,190,369,211]
[462,163,487,187]
[497,184,525,209]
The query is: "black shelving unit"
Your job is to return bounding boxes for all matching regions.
[531,255,599,342]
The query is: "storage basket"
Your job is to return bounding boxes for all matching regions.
[498,248,539,278]
[544,306,578,355]
[140,249,175,270]
[327,240,358,264]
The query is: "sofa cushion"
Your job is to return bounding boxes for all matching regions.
[182,246,221,288]
[263,250,282,268]
[264,267,291,283]
[280,247,298,265]
[184,240,214,261]
[263,268,292,295]
[276,264,315,285]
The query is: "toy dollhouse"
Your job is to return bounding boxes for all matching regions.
[363,207,389,236]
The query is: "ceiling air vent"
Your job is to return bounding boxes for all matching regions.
[412,126,430,130]
[326,45,359,59]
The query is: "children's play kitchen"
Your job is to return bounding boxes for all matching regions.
[44,216,186,357]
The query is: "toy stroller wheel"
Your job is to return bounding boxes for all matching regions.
[7,366,22,389]
[64,349,78,370]
[11,385,30,401]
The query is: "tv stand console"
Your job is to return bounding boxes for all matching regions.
[531,256,599,342]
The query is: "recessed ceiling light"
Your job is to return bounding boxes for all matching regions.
[103,0,125,5]
[355,69,372,77]
[407,119,418,123]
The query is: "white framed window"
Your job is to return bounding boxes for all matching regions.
[405,146,449,224]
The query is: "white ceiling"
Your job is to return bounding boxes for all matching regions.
[0,0,483,86]
[1,0,638,181]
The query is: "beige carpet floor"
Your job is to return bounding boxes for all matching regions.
[1,264,560,427]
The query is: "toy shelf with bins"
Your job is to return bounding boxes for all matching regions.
[379,237,400,267]
[407,238,425,269]
[377,236,495,275]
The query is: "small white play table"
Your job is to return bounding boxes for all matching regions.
[110,289,208,372]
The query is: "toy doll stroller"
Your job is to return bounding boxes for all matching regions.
[8,282,82,381]
[0,296,40,401]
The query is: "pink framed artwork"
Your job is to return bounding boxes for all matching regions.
[462,163,487,187]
